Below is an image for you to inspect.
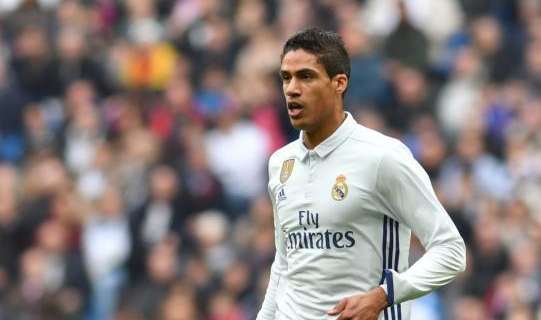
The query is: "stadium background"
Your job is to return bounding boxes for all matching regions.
[0,0,540,319]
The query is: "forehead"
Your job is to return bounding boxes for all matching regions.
[281,49,325,73]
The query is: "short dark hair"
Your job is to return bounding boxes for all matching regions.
[281,27,351,80]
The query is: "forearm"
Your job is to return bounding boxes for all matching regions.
[258,179,287,320]
[376,148,467,305]
[256,258,283,320]
[382,236,466,304]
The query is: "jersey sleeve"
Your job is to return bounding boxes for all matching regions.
[256,161,288,320]
[375,146,466,305]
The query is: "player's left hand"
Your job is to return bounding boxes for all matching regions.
[327,286,388,320]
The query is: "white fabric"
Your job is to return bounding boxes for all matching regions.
[437,78,482,137]
[205,121,269,198]
[362,0,463,42]
[257,113,466,320]
[82,216,131,281]
[141,201,173,246]
[0,0,60,12]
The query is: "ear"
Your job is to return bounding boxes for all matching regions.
[333,74,348,96]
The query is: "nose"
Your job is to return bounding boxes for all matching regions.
[285,77,301,98]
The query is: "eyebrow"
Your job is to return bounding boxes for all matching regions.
[279,68,318,76]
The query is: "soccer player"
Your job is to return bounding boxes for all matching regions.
[256,28,466,320]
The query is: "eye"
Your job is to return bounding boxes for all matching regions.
[280,73,291,81]
[299,71,314,80]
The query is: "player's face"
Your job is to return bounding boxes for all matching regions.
[280,49,338,132]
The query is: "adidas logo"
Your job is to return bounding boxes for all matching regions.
[277,187,287,202]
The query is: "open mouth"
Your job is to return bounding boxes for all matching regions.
[287,102,304,118]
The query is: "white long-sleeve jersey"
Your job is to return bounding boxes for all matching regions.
[257,112,466,320]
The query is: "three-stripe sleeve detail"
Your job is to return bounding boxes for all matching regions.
[381,216,402,319]
[381,216,389,320]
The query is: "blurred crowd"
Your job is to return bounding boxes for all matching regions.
[0,0,540,319]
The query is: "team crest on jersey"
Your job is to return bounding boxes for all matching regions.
[332,175,349,201]
[280,159,295,183]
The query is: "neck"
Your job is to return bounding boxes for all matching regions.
[303,111,346,149]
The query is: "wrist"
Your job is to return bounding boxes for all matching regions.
[370,286,389,311]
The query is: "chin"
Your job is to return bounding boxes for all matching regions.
[289,118,308,130]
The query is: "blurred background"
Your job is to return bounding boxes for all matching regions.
[0,0,540,319]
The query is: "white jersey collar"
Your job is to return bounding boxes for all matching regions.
[296,111,357,161]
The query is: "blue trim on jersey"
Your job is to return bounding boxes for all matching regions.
[381,216,387,284]
[388,218,394,275]
[394,219,402,319]
[394,220,400,270]
[382,216,389,320]
[382,216,402,319]
[387,217,396,319]
[383,217,403,319]
[384,269,395,305]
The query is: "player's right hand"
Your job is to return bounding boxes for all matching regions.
[327,286,388,320]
